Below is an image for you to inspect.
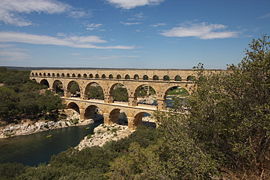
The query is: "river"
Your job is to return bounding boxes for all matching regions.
[0,122,100,166]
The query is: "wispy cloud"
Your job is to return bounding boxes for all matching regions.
[0,0,70,26]
[86,23,103,31]
[258,13,270,19]
[69,10,88,18]
[161,22,239,39]
[0,32,135,49]
[0,48,30,61]
[121,22,141,26]
[151,23,166,27]
[79,55,139,60]
[106,0,164,9]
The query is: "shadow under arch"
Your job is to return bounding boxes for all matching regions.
[134,84,157,106]
[108,108,128,125]
[133,112,156,129]
[40,79,49,88]
[84,105,103,122]
[164,86,190,108]
[109,83,129,102]
[84,82,104,100]
[67,102,80,114]
[67,81,80,97]
[52,80,64,96]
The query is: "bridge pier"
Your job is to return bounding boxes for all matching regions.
[103,113,111,125]
[80,108,86,121]
[128,97,137,106]
[157,99,165,110]
[128,117,136,130]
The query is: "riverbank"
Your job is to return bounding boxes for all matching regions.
[77,124,133,150]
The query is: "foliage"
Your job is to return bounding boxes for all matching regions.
[136,85,156,97]
[69,82,80,95]
[188,36,270,175]
[111,85,128,102]
[0,163,27,180]
[86,85,104,100]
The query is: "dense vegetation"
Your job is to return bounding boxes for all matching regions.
[0,36,269,179]
[0,68,64,123]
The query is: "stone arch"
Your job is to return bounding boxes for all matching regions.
[61,73,65,77]
[153,75,159,80]
[43,73,46,76]
[39,73,42,76]
[77,74,81,78]
[83,74,87,78]
[163,86,190,108]
[52,80,64,96]
[108,108,128,125]
[134,84,157,106]
[102,74,106,79]
[125,74,130,80]
[174,75,182,81]
[143,75,149,80]
[187,75,196,81]
[109,74,113,79]
[109,83,129,102]
[95,74,99,78]
[32,79,36,82]
[132,112,156,129]
[40,79,49,88]
[67,81,80,97]
[67,102,80,114]
[116,74,121,79]
[89,74,93,78]
[35,73,38,76]
[163,75,170,81]
[134,74,139,80]
[67,73,70,77]
[52,73,55,77]
[84,82,104,100]
[47,73,51,77]
[31,72,35,76]
[72,73,76,78]
[84,105,103,121]
[56,73,60,77]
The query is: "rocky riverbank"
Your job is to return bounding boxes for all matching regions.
[0,109,93,139]
[77,124,133,151]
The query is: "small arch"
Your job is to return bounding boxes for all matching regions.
[67,102,80,114]
[134,74,139,80]
[40,79,49,88]
[47,73,51,77]
[153,75,159,80]
[163,75,170,81]
[39,73,42,76]
[125,74,130,80]
[109,74,113,79]
[102,74,106,79]
[187,75,196,81]
[52,80,64,96]
[43,73,46,77]
[174,75,182,81]
[67,81,80,97]
[89,74,93,78]
[67,73,70,77]
[133,112,156,129]
[77,74,81,78]
[109,83,128,102]
[72,73,76,78]
[83,74,87,78]
[61,73,65,77]
[56,73,60,77]
[143,75,149,80]
[95,74,99,79]
[31,72,34,76]
[52,73,55,77]
[116,74,121,79]
[35,73,38,76]
[84,82,104,100]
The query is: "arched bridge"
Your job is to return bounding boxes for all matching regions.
[30,68,219,129]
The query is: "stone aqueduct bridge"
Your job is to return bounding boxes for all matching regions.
[30,69,211,129]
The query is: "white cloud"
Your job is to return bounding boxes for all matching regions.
[106,0,164,9]
[121,22,141,26]
[0,0,70,26]
[69,10,88,18]
[0,32,135,49]
[258,13,270,19]
[0,48,30,61]
[86,23,103,31]
[151,23,166,27]
[161,22,238,39]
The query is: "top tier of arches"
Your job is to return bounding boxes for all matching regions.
[31,72,196,82]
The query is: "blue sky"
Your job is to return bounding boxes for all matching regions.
[0,0,269,69]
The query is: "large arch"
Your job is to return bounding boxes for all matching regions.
[67,102,80,114]
[132,112,156,129]
[109,83,129,102]
[40,79,49,88]
[84,82,104,100]
[52,80,64,96]
[67,81,80,97]
[164,86,189,108]
[108,108,128,125]
[84,105,103,122]
[134,85,157,106]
